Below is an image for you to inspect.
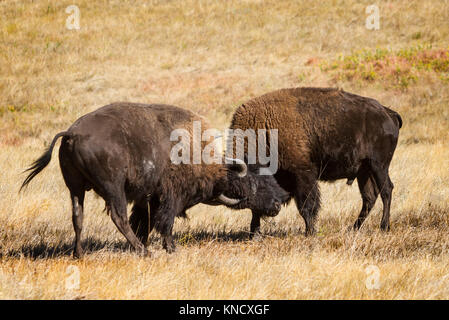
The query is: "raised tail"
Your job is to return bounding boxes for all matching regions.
[20,131,71,192]
[384,106,403,129]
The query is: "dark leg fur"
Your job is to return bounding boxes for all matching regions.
[106,186,148,256]
[353,168,379,230]
[59,151,87,259]
[71,190,85,258]
[293,174,320,236]
[250,211,261,238]
[150,197,180,253]
[370,161,394,231]
[129,203,150,247]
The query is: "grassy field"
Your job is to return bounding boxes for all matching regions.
[1,0,449,299]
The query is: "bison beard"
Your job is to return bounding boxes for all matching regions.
[20,103,250,257]
[230,87,402,235]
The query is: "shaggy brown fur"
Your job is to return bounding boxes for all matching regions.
[231,87,402,235]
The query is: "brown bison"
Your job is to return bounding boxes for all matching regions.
[230,87,402,236]
[21,103,288,257]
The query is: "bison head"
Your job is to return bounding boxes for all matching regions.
[209,159,290,217]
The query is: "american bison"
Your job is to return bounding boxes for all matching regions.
[20,103,287,257]
[230,87,402,236]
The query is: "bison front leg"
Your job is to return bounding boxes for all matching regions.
[151,199,180,253]
[250,211,262,239]
[129,202,150,247]
[107,188,149,257]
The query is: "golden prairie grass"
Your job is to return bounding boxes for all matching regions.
[0,0,448,299]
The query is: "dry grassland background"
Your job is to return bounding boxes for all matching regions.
[0,0,448,299]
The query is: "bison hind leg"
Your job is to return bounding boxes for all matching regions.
[353,167,379,230]
[70,189,85,259]
[59,150,87,258]
[369,161,394,231]
[106,185,149,256]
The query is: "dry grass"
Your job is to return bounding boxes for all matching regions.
[0,0,448,299]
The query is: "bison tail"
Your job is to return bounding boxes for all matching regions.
[395,113,403,129]
[20,131,71,192]
[384,107,403,129]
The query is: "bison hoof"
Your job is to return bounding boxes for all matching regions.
[251,232,263,242]
[304,229,315,237]
[137,246,150,256]
[164,245,176,254]
[162,239,176,254]
[142,249,151,257]
[73,250,83,259]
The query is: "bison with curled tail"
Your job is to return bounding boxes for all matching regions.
[20,103,287,258]
[230,87,402,236]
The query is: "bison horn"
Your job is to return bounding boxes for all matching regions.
[217,194,243,206]
[225,157,247,177]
